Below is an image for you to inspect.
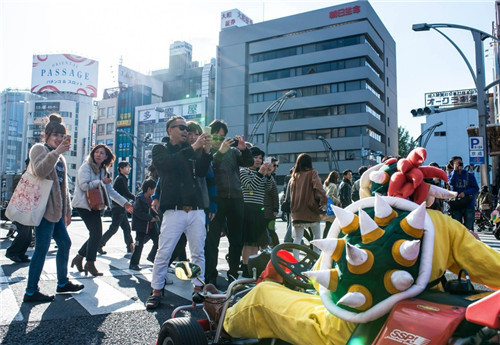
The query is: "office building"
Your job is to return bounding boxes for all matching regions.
[216,1,398,179]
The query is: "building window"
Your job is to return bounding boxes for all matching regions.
[387,77,389,86]
[434,131,447,136]
[106,123,114,135]
[387,116,390,127]
[97,124,105,136]
[107,107,115,116]
[387,97,390,107]
[98,108,105,117]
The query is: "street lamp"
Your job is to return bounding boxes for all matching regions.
[412,22,500,189]
[248,90,296,154]
[317,136,340,173]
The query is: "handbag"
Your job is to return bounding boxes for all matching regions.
[5,165,53,226]
[86,185,107,211]
[448,195,472,210]
[85,169,110,211]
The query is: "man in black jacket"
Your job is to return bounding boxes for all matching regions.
[146,116,212,309]
[205,119,254,285]
[99,161,135,254]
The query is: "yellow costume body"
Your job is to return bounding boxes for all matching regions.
[224,210,500,345]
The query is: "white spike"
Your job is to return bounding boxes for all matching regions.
[346,243,367,266]
[370,170,388,184]
[311,239,341,257]
[331,205,355,228]
[374,194,393,219]
[359,209,378,237]
[391,271,414,292]
[428,184,458,200]
[303,270,331,289]
[406,202,427,230]
[399,240,421,261]
[337,292,366,308]
[425,195,435,207]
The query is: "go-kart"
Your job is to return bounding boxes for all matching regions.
[155,243,500,345]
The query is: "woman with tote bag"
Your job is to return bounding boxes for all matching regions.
[23,114,84,303]
[71,144,133,276]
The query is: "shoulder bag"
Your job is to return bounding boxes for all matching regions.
[86,169,109,211]
[5,164,53,226]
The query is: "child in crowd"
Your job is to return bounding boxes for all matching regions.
[129,179,160,271]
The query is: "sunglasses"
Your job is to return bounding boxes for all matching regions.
[212,135,225,141]
[170,125,189,131]
[274,164,279,168]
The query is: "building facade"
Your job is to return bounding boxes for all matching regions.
[25,92,95,192]
[216,1,398,180]
[95,88,119,157]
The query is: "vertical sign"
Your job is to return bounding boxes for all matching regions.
[469,136,485,165]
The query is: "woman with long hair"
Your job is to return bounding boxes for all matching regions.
[23,114,84,303]
[322,170,341,238]
[71,145,133,276]
[289,153,327,258]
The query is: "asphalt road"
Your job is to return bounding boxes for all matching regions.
[0,216,499,345]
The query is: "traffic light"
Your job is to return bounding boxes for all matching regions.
[410,106,440,117]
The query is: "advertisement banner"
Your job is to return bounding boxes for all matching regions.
[425,88,477,108]
[31,54,99,97]
[34,102,60,112]
[182,103,201,119]
[221,9,253,29]
[139,109,157,124]
[158,106,180,122]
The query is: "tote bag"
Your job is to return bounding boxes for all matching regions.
[5,166,53,226]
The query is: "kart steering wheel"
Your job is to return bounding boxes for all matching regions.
[270,243,319,290]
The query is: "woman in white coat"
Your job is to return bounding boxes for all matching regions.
[71,144,133,276]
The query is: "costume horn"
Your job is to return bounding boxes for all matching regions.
[384,270,414,294]
[400,202,426,238]
[346,243,374,274]
[359,208,385,244]
[392,239,421,267]
[311,238,345,261]
[303,269,339,291]
[374,194,398,226]
[331,205,359,234]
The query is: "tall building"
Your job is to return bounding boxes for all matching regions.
[216,1,398,180]
[25,92,95,192]
[95,87,119,158]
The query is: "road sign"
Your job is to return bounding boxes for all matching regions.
[469,136,485,164]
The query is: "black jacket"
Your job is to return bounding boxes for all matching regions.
[132,193,154,233]
[112,173,136,208]
[212,147,254,199]
[152,137,212,214]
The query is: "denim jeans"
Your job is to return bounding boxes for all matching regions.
[450,207,475,231]
[26,217,71,294]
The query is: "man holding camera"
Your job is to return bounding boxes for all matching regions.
[448,156,479,231]
[205,119,254,285]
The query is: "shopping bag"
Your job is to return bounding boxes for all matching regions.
[5,168,53,226]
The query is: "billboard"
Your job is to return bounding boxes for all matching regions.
[31,54,99,97]
[425,88,477,108]
[220,9,253,29]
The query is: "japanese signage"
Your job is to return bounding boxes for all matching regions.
[469,136,485,164]
[329,5,360,19]
[221,9,253,29]
[31,54,98,97]
[34,102,60,112]
[182,103,200,119]
[138,109,157,124]
[425,88,477,108]
[158,106,180,122]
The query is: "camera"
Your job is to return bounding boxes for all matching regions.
[230,138,239,147]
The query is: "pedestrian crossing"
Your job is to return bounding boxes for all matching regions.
[0,236,231,326]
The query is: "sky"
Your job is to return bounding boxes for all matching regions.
[0,0,497,138]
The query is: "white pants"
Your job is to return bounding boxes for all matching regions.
[292,222,321,259]
[151,209,206,290]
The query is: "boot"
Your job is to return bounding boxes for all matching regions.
[71,254,84,272]
[84,261,103,277]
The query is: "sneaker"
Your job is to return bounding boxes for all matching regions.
[23,291,55,303]
[20,255,31,263]
[56,281,84,294]
[129,265,141,271]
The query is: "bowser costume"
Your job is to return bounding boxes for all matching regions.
[223,148,500,345]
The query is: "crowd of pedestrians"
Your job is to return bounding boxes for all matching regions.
[3,111,497,308]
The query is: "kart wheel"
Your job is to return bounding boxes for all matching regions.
[270,243,319,290]
[495,228,500,240]
[157,317,208,345]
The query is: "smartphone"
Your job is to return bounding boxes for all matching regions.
[205,126,212,135]
[63,134,71,145]
[264,157,272,164]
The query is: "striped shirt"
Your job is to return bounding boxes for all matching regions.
[240,168,271,205]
